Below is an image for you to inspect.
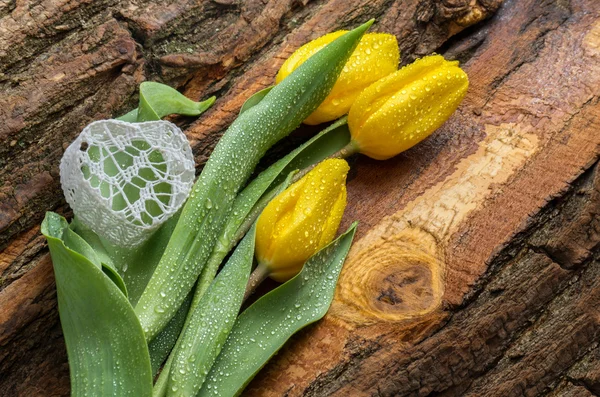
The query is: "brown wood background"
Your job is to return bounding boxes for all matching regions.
[1,0,600,396]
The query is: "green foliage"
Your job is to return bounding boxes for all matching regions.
[134,21,373,342]
[42,212,153,397]
[46,20,375,397]
[166,227,256,397]
[199,224,357,397]
[117,82,215,122]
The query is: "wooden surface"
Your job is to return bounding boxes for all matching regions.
[1,0,600,396]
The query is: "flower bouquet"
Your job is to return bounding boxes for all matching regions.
[43,20,468,397]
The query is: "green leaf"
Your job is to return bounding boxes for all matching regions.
[71,213,187,377]
[128,214,191,376]
[199,223,358,397]
[135,20,373,342]
[42,212,153,397]
[123,213,181,306]
[69,218,128,297]
[177,117,350,343]
[62,225,102,268]
[195,117,350,300]
[148,291,193,376]
[166,227,256,397]
[71,213,180,306]
[116,82,215,122]
[116,108,139,122]
[238,86,273,115]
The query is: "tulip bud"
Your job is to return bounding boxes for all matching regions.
[348,54,469,160]
[255,159,349,282]
[276,32,399,125]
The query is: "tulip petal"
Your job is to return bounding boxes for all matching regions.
[318,186,347,248]
[305,33,400,125]
[276,31,347,84]
[256,159,349,282]
[278,32,400,125]
[349,54,469,160]
[255,179,304,270]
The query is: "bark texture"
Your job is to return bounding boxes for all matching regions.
[1,0,599,396]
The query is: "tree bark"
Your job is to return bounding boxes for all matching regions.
[1,0,599,396]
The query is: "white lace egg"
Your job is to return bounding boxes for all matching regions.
[60,119,195,248]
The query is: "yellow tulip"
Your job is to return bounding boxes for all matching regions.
[255,159,349,282]
[276,31,399,125]
[348,54,469,160]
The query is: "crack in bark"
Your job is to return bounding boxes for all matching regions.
[567,377,600,396]
[481,0,572,110]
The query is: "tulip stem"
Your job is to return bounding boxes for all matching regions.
[327,138,360,160]
[243,263,270,302]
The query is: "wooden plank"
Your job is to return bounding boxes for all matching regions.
[2,0,600,395]
[245,0,600,395]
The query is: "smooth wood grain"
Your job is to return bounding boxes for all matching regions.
[2,0,599,395]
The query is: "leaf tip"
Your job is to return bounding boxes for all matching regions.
[357,19,375,33]
[204,96,217,106]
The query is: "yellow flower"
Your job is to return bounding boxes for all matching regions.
[255,159,349,282]
[348,54,469,160]
[276,31,399,125]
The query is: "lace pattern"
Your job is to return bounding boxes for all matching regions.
[60,120,195,248]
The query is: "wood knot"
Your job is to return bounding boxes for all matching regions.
[331,227,444,325]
